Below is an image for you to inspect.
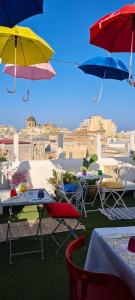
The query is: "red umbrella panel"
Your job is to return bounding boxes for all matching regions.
[90,4,135,79]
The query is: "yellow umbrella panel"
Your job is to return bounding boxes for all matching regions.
[0,26,54,66]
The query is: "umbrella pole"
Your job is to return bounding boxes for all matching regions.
[22,89,30,102]
[22,66,30,102]
[128,30,134,81]
[93,83,103,102]
[7,36,17,93]
[93,69,107,102]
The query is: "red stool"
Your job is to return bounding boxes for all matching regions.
[44,202,81,253]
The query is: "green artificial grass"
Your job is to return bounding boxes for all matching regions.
[0,192,135,300]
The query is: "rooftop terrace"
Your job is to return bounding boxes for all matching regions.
[0,189,135,299]
[0,156,135,299]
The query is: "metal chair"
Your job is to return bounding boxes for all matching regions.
[56,183,84,214]
[66,235,134,300]
[99,163,135,214]
[44,202,81,253]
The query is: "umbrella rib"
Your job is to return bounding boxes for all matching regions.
[0,33,51,65]
[19,40,27,66]
[19,38,49,64]
[0,35,13,59]
[106,15,132,52]
[0,35,27,66]
[32,40,49,63]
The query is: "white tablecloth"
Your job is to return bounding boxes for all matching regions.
[85,226,135,297]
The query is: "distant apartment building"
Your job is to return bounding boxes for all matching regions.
[0,125,16,138]
[79,115,117,137]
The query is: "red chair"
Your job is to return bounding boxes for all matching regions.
[66,235,135,300]
[44,202,81,253]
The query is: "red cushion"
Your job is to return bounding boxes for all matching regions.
[44,203,81,218]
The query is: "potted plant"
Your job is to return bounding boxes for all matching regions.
[47,169,61,187]
[62,171,79,192]
[80,153,98,175]
[80,152,99,200]
[129,150,135,164]
[0,152,7,162]
[48,169,79,198]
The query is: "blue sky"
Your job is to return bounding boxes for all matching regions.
[1,0,135,131]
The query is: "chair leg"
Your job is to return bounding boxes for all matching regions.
[102,190,128,214]
[109,191,127,213]
[50,218,80,254]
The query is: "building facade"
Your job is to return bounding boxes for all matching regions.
[79,115,117,137]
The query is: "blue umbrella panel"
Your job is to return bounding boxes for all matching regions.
[78,56,129,101]
[0,0,44,27]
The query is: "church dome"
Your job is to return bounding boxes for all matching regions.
[27,116,36,122]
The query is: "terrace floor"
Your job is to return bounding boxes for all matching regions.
[0,193,135,300]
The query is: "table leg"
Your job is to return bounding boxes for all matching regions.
[36,205,44,260]
[6,208,13,264]
[6,205,45,264]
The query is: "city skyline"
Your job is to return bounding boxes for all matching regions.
[0,0,135,131]
[0,114,132,134]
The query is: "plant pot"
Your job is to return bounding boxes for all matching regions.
[86,185,97,201]
[82,170,87,176]
[64,183,77,192]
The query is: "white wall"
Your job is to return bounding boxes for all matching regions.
[52,158,83,172]
[1,156,135,198]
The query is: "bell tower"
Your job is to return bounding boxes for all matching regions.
[26,115,36,128]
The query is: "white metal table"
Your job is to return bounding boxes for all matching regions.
[85,226,135,297]
[0,188,54,264]
[76,172,111,216]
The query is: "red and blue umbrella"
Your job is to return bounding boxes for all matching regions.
[78,56,129,101]
[0,0,44,27]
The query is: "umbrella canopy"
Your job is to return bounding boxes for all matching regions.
[90,4,135,80]
[78,56,129,102]
[0,25,54,93]
[78,57,129,80]
[0,0,44,27]
[90,4,135,53]
[3,62,56,101]
[0,25,54,66]
[3,63,56,80]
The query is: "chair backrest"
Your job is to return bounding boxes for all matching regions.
[74,184,84,213]
[56,184,84,214]
[56,185,70,202]
[117,163,129,187]
[66,235,134,300]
